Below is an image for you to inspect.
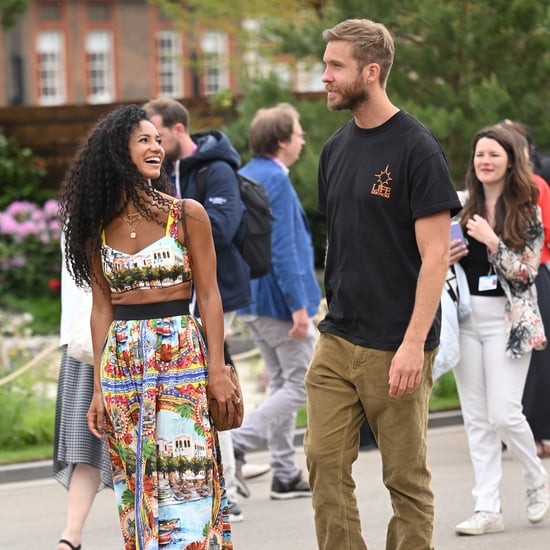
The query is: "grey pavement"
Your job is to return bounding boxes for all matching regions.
[3,424,550,549]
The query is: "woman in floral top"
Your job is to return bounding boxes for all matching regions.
[451,125,549,536]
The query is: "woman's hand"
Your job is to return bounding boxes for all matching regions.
[450,238,468,265]
[87,389,106,439]
[207,365,241,427]
[465,214,499,253]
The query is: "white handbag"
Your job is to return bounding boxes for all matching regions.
[66,286,94,365]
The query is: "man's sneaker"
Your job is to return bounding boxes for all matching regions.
[242,462,271,480]
[455,511,504,536]
[270,470,312,500]
[527,483,549,524]
[227,499,244,523]
[234,451,250,498]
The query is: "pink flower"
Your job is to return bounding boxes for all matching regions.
[6,200,36,220]
[43,199,59,219]
[0,213,19,234]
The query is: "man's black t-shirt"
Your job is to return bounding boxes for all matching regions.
[318,111,462,350]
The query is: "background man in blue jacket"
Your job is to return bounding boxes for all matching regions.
[143,97,250,522]
[234,103,322,500]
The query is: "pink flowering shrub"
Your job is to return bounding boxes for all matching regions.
[0,199,61,299]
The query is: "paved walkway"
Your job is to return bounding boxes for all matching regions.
[2,425,550,549]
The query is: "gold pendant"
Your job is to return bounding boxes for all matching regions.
[130,231,136,239]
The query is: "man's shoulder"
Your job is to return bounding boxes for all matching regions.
[323,119,354,148]
[240,158,280,179]
[197,159,239,183]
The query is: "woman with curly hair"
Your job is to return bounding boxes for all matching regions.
[451,125,549,536]
[59,104,239,550]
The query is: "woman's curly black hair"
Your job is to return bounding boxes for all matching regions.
[58,104,170,287]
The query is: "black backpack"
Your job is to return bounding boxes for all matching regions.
[196,164,273,279]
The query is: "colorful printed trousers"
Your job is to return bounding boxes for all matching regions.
[101,313,232,550]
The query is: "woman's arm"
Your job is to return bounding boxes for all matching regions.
[87,250,114,439]
[182,200,240,423]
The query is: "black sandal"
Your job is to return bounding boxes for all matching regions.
[58,539,81,550]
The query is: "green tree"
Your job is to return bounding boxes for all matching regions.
[0,0,30,29]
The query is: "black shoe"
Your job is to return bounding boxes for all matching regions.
[234,450,250,498]
[227,499,244,523]
[270,470,312,500]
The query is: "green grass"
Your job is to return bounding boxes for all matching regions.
[0,444,53,464]
[1,294,61,335]
[0,350,58,465]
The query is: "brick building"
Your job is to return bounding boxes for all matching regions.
[0,0,323,107]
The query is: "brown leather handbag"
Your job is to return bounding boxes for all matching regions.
[209,364,244,431]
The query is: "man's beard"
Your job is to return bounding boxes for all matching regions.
[164,140,183,163]
[327,76,368,112]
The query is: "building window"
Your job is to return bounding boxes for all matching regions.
[88,2,111,22]
[38,2,62,22]
[86,31,114,104]
[36,31,65,105]
[156,31,183,97]
[201,31,228,95]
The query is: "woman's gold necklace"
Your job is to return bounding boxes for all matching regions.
[121,211,144,239]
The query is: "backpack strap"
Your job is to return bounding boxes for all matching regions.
[195,165,209,204]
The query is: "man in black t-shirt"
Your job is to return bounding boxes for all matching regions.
[304,19,461,550]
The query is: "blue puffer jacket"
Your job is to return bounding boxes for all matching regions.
[178,130,251,313]
[238,157,321,321]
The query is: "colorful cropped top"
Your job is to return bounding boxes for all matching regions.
[101,200,192,294]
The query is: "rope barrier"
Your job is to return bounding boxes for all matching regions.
[0,342,59,387]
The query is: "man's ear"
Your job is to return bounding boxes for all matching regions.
[174,122,187,136]
[363,62,380,85]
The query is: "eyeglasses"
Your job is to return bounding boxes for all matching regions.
[293,131,307,139]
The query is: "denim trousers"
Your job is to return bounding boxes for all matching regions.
[232,316,317,478]
[304,332,436,550]
[454,295,548,513]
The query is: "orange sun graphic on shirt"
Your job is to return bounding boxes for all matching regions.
[370,165,392,198]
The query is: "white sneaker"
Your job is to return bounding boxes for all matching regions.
[227,499,244,523]
[455,511,504,536]
[242,462,271,480]
[527,483,549,524]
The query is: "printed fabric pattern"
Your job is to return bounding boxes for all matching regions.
[490,210,548,358]
[101,313,232,550]
[101,200,192,294]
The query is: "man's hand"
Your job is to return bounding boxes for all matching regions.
[289,307,310,339]
[388,343,424,398]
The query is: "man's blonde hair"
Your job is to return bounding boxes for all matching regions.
[323,19,395,86]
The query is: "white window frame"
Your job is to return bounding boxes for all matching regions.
[201,31,229,95]
[86,31,114,104]
[294,61,325,92]
[156,31,183,97]
[36,31,66,105]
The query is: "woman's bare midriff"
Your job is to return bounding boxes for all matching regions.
[109,281,191,306]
